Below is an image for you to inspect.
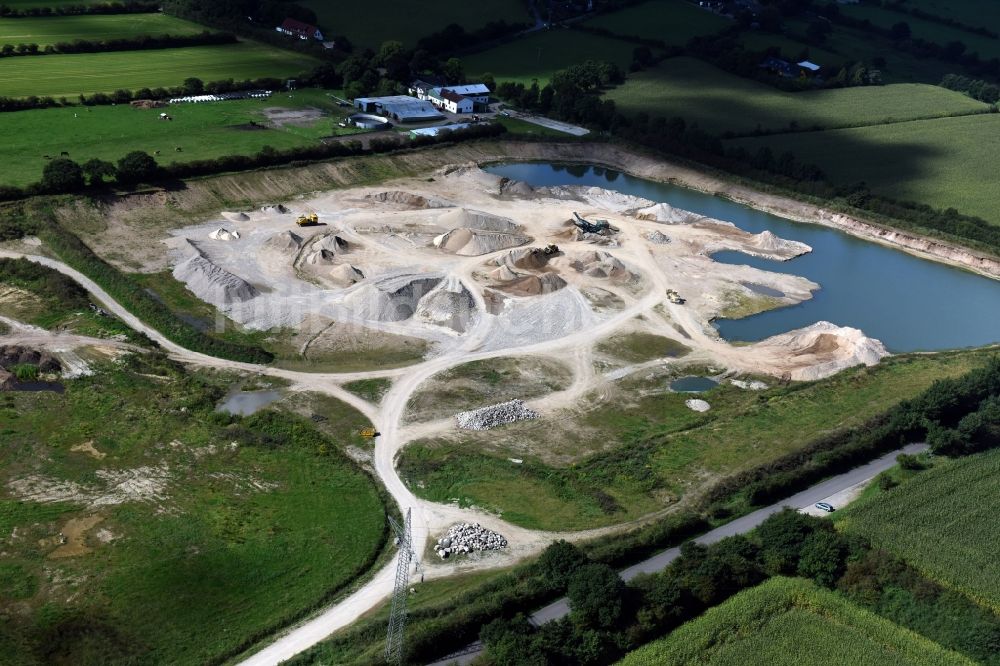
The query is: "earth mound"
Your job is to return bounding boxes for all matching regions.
[222,211,249,222]
[433,228,530,256]
[208,228,240,241]
[436,207,519,233]
[367,191,450,208]
[634,202,704,224]
[329,264,365,287]
[173,242,259,307]
[342,273,442,322]
[756,321,888,381]
[263,230,303,253]
[498,273,567,297]
[414,276,478,332]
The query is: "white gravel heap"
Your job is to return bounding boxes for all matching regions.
[685,399,711,412]
[435,522,508,559]
[456,399,538,430]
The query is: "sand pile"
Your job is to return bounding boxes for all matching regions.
[367,190,450,208]
[434,228,530,256]
[437,208,518,232]
[456,399,539,430]
[304,249,337,265]
[499,178,535,197]
[208,228,240,241]
[222,211,249,222]
[646,231,671,244]
[263,230,302,253]
[301,233,349,265]
[748,230,812,258]
[686,399,711,412]
[569,251,634,282]
[261,204,290,214]
[414,276,477,332]
[329,264,365,286]
[499,273,567,297]
[495,247,552,271]
[756,321,888,380]
[634,202,704,224]
[342,273,442,322]
[173,242,259,307]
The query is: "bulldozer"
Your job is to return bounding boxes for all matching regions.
[666,289,686,305]
[296,212,319,227]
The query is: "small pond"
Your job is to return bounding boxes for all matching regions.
[216,390,282,416]
[669,376,719,393]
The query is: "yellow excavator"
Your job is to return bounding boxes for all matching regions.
[296,212,319,227]
[360,426,378,438]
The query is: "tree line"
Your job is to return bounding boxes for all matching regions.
[0,30,236,58]
[0,1,157,17]
[940,73,1000,104]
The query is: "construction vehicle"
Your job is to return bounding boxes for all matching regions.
[360,426,378,438]
[666,289,686,305]
[572,212,618,235]
[543,244,560,256]
[296,212,319,227]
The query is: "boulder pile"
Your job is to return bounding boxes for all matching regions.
[456,399,538,430]
[435,523,508,559]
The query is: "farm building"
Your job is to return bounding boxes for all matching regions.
[442,83,491,104]
[429,89,474,114]
[798,60,821,76]
[276,18,324,41]
[409,123,475,138]
[353,95,444,122]
[409,77,449,100]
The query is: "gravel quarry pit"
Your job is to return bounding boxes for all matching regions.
[160,164,888,379]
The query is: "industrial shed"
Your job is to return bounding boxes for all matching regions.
[353,95,444,122]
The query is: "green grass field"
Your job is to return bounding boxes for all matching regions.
[0,41,318,98]
[581,0,730,44]
[730,113,1000,225]
[617,577,972,666]
[0,14,206,46]
[0,88,350,187]
[839,447,1000,611]
[604,57,987,135]
[900,0,1000,31]
[0,356,387,665]
[300,0,531,49]
[464,27,637,86]
[400,351,993,530]
[842,3,1000,60]
[1,0,106,6]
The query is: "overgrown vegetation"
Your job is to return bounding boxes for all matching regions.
[0,352,388,665]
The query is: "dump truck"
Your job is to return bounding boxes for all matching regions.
[296,212,319,227]
[572,212,618,235]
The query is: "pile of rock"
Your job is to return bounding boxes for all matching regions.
[434,523,508,559]
[0,346,61,373]
[456,399,538,431]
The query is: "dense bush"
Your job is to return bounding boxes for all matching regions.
[0,1,158,17]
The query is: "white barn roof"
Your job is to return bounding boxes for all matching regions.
[444,84,490,96]
[797,60,820,71]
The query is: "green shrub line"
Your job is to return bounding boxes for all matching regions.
[0,1,159,18]
[33,219,275,364]
[0,30,237,58]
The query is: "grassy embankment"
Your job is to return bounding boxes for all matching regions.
[0,354,388,666]
[300,0,530,49]
[0,41,318,98]
[617,577,973,666]
[399,350,996,530]
[0,13,206,46]
[838,446,1000,611]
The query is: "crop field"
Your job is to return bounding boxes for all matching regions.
[0,41,318,98]
[730,113,1000,226]
[300,0,531,49]
[604,57,987,135]
[617,577,972,666]
[0,356,387,665]
[581,0,730,44]
[0,88,353,188]
[399,350,993,530]
[464,27,636,86]
[0,14,205,46]
[839,447,1000,611]
[841,3,1000,60]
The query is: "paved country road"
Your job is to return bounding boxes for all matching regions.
[428,441,928,666]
